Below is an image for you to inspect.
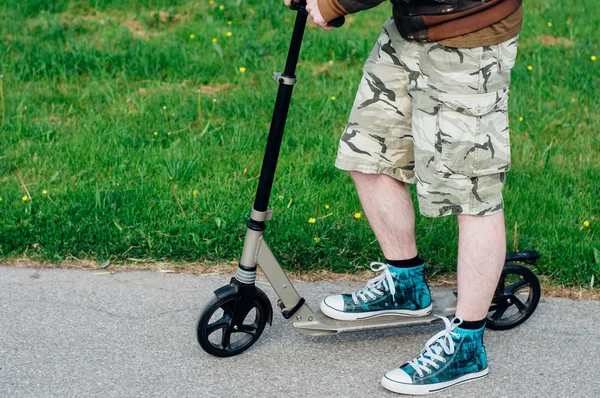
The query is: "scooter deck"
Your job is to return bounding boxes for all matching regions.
[293,291,457,336]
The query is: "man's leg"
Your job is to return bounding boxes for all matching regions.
[382,32,519,394]
[350,171,417,261]
[320,170,432,321]
[321,18,433,321]
[455,212,506,321]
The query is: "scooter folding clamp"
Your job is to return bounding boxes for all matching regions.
[280,297,306,319]
[273,72,298,86]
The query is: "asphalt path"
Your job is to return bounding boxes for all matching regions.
[1,266,599,398]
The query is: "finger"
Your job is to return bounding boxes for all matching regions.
[312,14,329,28]
[284,0,291,6]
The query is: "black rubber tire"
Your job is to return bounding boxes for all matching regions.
[486,263,541,330]
[197,288,268,357]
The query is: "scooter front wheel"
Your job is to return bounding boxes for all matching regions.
[486,264,541,330]
[197,288,268,357]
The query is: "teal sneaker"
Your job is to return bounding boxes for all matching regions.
[320,262,432,321]
[382,316,489,395]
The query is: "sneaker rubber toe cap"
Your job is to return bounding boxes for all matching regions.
[321,295,345,312]
[382,367,412,388]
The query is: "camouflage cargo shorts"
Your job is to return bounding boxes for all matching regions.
[335,17,519,217]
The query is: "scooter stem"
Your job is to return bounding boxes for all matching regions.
[234,9,308,285]
[236,7,343,285]
[253,9,307,212]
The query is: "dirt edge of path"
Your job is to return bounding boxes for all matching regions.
[2,258,599,301]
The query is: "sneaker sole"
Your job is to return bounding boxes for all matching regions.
[381,368,489,395]
[320,301,433,321]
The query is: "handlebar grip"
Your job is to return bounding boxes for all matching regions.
[290,0,345,28]
[328,16,345,28]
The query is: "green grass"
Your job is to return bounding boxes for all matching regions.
[0,0,598,287]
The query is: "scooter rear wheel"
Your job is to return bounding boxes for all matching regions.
[197,289,268,357]
[486,264,541,330]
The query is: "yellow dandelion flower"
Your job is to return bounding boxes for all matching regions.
[354,212,362,219]
[227,21,232,25]
[325,204,330,209]
[518,117,524,122]
[571,98,576,103]
[239,67,246,73]
[219,5,225,10]
[592,55,597,62]
[42,190,48,195]
[226,31,232,37]
[308,217,316,224]
[313,237,320,243]
[22,195,28,202]
[209,0,214,4]
[583,220,590,227]
[0,196,3,202]
[212,37,217,43]
[278,195,284,199]
[527,65,533,71]
[169,176,173,180]
[189,34,195,39]
[154,131,158,136]
[579,191,583,195]
[547,22,552,27]
[193,190,198,197]
[331,96,336,101]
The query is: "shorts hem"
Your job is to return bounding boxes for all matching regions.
[419,200,504,218]
[335,158,416,184]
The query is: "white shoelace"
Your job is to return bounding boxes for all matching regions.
[350,262,396,304]
[407,315,463,377]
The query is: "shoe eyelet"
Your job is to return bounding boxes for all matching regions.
[394,303,398,306]
[385,303,389,307]
[353,301,359,305]
[426,370,432,374]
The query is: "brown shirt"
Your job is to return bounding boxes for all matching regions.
[317,0,523,48]
[439,5,523,48]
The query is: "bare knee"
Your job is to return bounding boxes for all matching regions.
[457,214,477,226]
[349,170,368,181]
[457,212,505,233]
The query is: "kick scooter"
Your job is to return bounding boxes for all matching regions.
[196,1,542,357]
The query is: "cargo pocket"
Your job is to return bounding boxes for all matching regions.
[434,89,511,177]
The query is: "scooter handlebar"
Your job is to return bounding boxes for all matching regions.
[290,0,346,28]
[328,16,345,28]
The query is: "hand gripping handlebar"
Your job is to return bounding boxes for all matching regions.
[290,0,346,27]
